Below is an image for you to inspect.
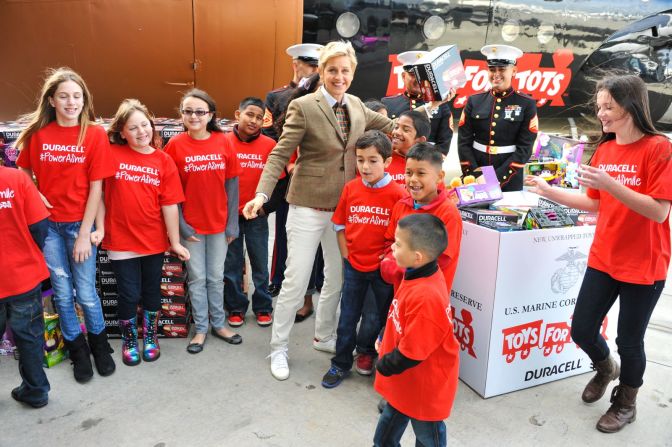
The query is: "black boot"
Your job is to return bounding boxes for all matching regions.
[64,333,93,383]
[87,329,116,377]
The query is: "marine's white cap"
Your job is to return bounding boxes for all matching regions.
[286,43,324,66]
[397,51,429,72]
[480,44,523,67]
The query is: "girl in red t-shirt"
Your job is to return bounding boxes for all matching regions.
[164,89,242,354]
[15,67,116,383]
[103,99,190,366]
[526,75,672,433]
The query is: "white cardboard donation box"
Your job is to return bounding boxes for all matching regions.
[450,222,618,398]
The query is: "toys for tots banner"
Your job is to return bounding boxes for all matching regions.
[450,223,618,398]
[386,49,573,108]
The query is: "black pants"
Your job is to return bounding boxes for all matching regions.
[570,267,664,388]
[110,253,164,320]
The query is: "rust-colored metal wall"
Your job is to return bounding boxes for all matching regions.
[194,0,303,118]
[0,0,302,120]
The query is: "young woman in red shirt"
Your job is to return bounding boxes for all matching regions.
[164,89,242,354]
[104,99,190,366]
[15,68,116,383]
[526,75,672,433]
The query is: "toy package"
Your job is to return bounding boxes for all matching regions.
[448,166,503,207]
[524,207,575,230]
[0,124,22,167]
[524,161,566,186]
[412,45,466,102]
[531,132,585,188]
[538,197,598,226]
[1,327,16,357]
[43,313,67,367]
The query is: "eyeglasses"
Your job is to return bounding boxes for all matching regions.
[181,109,210,117]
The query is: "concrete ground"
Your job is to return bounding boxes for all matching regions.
[3,136,671,446]
[1,290,670,447]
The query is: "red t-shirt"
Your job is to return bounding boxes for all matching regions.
[225,130,276,214]
[382,189,463,290]
[16,122,114,222]
[388,153,407,185]
[0,167,50,299]
[164,132,239,234]
[103,144,185,254]
[374,268,460,421]
[586,135,672,284]
[332,178,407,272]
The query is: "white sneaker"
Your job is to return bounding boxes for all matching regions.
[313,337,336,354]
[268,349,289,381]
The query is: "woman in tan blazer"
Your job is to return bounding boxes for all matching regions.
[243,41,395,381]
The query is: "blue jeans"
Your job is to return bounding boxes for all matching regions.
[332,260,392,371]
[182,231,228,333]
[0,285,50,404]
[374,403,447,447]
[110,253,164,320]
[43,220,104,341]
[224,215,273,314]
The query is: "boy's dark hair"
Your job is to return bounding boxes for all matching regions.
[399,110,431,139]
[239,96,265,112]
[355,130,392,160]
[398,214,447,261]
[364,99,387,113]
[406,142,443,169]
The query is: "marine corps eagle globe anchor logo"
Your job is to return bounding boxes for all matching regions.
[551,247,587,294]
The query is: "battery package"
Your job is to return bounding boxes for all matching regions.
[460,208,520,227]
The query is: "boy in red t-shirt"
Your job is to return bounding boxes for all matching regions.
[381,142,463,292]
[387,110,430,185]
[223,97,276,327]
[321,130,406,388]
[373,213,459,446]
[0,166,51,408]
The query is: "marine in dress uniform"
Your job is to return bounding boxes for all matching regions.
[262,43,323,141]
[457,44,538,192]
[382,51,453,155]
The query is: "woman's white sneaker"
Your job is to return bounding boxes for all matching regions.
[269,349,289,380]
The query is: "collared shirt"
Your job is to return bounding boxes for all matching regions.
[321,86,348,107]
[362,172,393,189]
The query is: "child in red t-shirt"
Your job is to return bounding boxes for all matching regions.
[381,143,463,292]
[103,99,189,366]
[0,166,51,408]
[15,67,116,383]
[164,89,242,354]
[223,97,276,327]
[526,75,672,433]
[373,213,459,446]
[387,110,430,185]
[321,130,406,388]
